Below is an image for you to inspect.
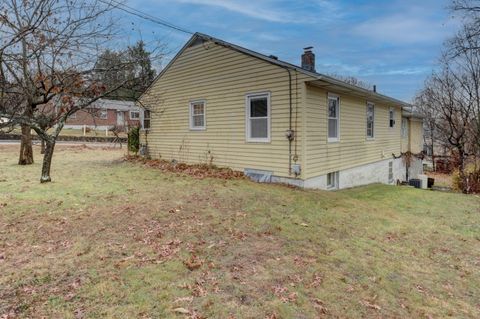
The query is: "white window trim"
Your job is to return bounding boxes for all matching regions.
[99,109,108,120]
[142,109,151,130]
[189,100,206,131]
[366,101,375,140]
[130,110,140,120]
[245,92,271,143]
[327,93,340,143]
[389,107,396,129]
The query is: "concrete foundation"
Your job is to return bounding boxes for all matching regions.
[256,157,424,190]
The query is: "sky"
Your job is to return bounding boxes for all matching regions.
[118,0,460,102]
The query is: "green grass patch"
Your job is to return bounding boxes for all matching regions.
[0,145,479,318]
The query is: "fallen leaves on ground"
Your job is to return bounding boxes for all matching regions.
[125,156,245,180]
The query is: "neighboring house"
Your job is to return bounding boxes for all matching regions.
[138,33,424,190]
[65,99,144,130]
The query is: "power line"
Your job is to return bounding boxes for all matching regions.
[100,0,194,35]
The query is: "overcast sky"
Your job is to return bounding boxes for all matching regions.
[120,0,460,102]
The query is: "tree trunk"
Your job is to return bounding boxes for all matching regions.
[18,125,34,165]
[457,148,469,194]
[40,139,45,154]
[40,139,55,183]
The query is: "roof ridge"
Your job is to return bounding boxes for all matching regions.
[139,32,411,108]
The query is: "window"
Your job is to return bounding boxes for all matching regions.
[366,102,375,139]
[388,161,394,183]
[130,111,140,119]
[328,94,340,142]
[143,109,151,130]
[401,118,408,138]
[246,92,270,142]
[99,109,107,120]
[189,100,206,130]
[327,171,339,189]
[389,108,395,128]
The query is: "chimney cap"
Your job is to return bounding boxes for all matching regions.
[268,54,278,60]
[303,46,313,51]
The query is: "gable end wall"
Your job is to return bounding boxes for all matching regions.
[140,41,312,178]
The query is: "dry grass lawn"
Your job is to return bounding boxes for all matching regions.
[0,145,479,318]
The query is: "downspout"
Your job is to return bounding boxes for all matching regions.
[286,67,293,175]
[281,67,296,176]
[204,38,297,176]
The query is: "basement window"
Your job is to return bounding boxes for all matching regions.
[189,100,206,130]
[328,93,340,142]
[246,92,270,142]
[388,161,394,183]
[327,171,339,189]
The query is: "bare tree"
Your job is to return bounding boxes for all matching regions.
[414,89,441,171]
[0,1,57,164]
[417,57,479,191]
[415,1,480,192]
[0,0,162,182]
[328,73,373,90]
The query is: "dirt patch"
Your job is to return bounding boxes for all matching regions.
[126,155,245,180]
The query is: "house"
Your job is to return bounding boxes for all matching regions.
[65,99,144,130]
[138,33,424,190]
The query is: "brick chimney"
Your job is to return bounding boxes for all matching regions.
[301,47,315,72]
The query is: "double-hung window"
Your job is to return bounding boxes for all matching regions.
[143,109,151,130]
[189,100,206,130]
[366,102,375,139]
[130,110,140,120]
[99,109,108,120]
[328,94,340,142]
[246,92,270,142]
[389,107,395,128]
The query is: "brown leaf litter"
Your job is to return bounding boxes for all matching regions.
[125,155,245,180]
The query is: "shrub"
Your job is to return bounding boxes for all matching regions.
[128,126,140,155]
[452,163,480,194]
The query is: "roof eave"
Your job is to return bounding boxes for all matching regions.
[307,78,412,108]
[196,32,412,107]
[139,32,412,109]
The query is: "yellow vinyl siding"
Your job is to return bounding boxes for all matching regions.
[409,119,423,154]
[140,35,423,182]
[401,117,409,153]
[140,41,312,177]
[400,118,423,154]
[304,84,403,179]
